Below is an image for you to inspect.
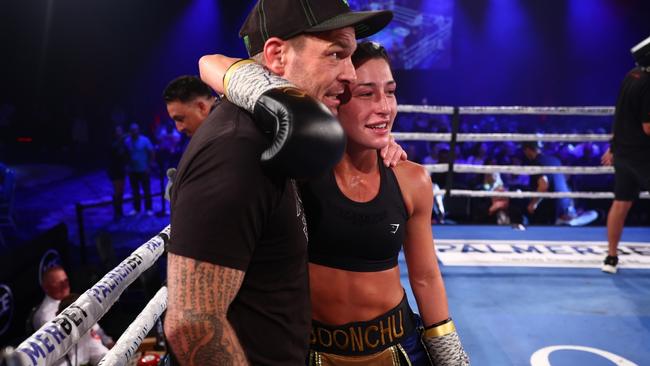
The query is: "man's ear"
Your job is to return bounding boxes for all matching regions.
[196,99,211,117]
[262,37,288,75]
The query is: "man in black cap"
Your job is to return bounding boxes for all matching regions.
[601,35,650,274]
[165,1,392,365]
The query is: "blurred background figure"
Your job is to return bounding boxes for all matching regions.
[522,141,597,226]
[484,171,510,225]
[163,75,218,138]
[124,123,154,216]
[32,265,70,330]
[107,125,127,220]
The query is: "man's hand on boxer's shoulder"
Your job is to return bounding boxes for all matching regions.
[380,135,407,167]
[601,147,614,166]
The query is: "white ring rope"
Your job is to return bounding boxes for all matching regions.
[396,105,615,116]
[8,226,170,366]
[394,105,640,200]
[437,190,650,200]
[424,164,451,173]
[459,106,615,115]
[425,164,649,199]
[393,132,612,142]
[392,132,452,142]
[397,105,455,114]
[454,164,613,175]
[423,164,614,175]
[98,287,168,366]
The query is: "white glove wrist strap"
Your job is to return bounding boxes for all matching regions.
[224,60,295,112]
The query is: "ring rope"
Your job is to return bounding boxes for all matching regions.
[423,164,614,175]
[396,105,615,116]
[397,105,455,114]
[424,164,450,173]
[440,190,650,200]
[454,164,613,175]
[9,226,170,366]
[458,106,615,115]
[392,132,453,142]
[393,132,612,142]
[98,287,168,366]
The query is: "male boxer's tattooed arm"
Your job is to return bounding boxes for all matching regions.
[165,253,248,366]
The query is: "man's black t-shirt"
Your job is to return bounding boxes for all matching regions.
[612,67,650,160]
[169,100,310,365]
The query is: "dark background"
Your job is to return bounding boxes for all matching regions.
[1,0,649,163]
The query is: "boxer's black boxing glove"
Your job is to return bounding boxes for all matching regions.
[223,60,345,180]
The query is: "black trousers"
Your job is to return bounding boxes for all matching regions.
[129,171,152,211]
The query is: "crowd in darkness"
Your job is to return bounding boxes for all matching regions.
[108,119,185,218]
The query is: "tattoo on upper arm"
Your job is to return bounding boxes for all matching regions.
[166,254,248,365]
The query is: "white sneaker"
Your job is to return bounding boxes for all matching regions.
[601,255,618,274]
[146,210,154,216]
[126,209,138,217]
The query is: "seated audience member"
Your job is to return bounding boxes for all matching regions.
[33,266,71,330]
[484,171,510,225]
[52,293,110,366]
[522,141,597,226]
[33,266,114,347]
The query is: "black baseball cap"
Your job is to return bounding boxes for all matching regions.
[239,0,393,56]
[631,35,650,67]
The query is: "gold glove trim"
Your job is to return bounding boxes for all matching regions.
[223,59,256,97]
[423,320,456,338]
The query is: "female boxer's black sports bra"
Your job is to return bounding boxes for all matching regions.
[300,157,409,272]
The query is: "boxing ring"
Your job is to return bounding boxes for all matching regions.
[393,105,650,366]
[5,105,650,366]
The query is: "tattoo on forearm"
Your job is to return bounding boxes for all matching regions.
[166,254,248,365]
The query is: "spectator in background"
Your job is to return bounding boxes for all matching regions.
[33,267,114,350]
[574,130,602,164]
[466,142,489,166]
[430,147,450,189]
[522,141,597,226]
[124,123,154,216]
[108,125,127,219]
[155,121,182,175]
[163,75,218,138]
[483,161,510,225]
[502,155,529,190]
[32,266,70,330]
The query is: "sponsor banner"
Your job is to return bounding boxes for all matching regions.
[435,240,650,268]
[0,284,13,336]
